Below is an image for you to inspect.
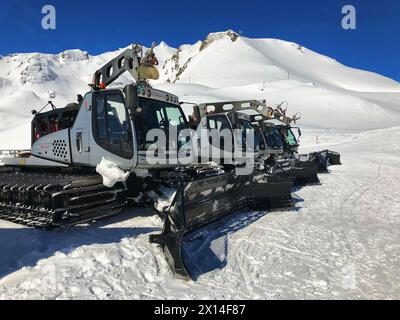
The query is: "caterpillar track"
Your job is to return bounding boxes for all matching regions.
[0,171,126,228]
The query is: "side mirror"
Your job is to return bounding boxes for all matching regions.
[31,110,37,115]
[124,84,138,117]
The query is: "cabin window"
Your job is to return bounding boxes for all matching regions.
[93,91,133,159]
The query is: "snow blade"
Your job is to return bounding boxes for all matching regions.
[248,174,294,210]
[150,172,249,279]
[309,150,341,172]
[150,217,188,279]
[309,151,330,173]
[325,150,341,165]
[292,160,320,186]
[150,171,294,279]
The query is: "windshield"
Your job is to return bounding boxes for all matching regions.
[239,120,256,151]
[134,98,188,151]
[264,127,283,149]
[254,127,266,151]
[285,128,298,146]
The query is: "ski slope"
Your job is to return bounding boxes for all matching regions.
[0,31,400,299]
[1,127,400,299]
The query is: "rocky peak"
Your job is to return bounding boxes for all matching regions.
[200,30,240,51]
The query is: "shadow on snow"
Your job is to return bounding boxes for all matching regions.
[0,199,303,280]
[181,210,268,280]
[0,209,159,278]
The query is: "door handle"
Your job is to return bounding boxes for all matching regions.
[76,132,83,153]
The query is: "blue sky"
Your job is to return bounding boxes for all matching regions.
[0,0,399,81]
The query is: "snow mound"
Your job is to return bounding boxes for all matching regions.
[96,157,130,187]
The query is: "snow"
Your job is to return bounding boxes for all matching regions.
[158,81,400,131]
[0,31,400,299]
[152,41,176,72]
[1,127,400,299]
[96,157,130,188]
[146,186,177,213]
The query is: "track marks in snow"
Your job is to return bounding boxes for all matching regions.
[2,129,400,299]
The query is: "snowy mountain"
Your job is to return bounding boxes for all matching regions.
[2,31,400,300]
[157,30,400,92]
[0,30,399,149]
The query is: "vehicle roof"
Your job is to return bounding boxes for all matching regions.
[97,83,180,106]
[263,118,286,126]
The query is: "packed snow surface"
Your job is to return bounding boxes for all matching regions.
[0,31,400,299]
[1,127,400,299]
